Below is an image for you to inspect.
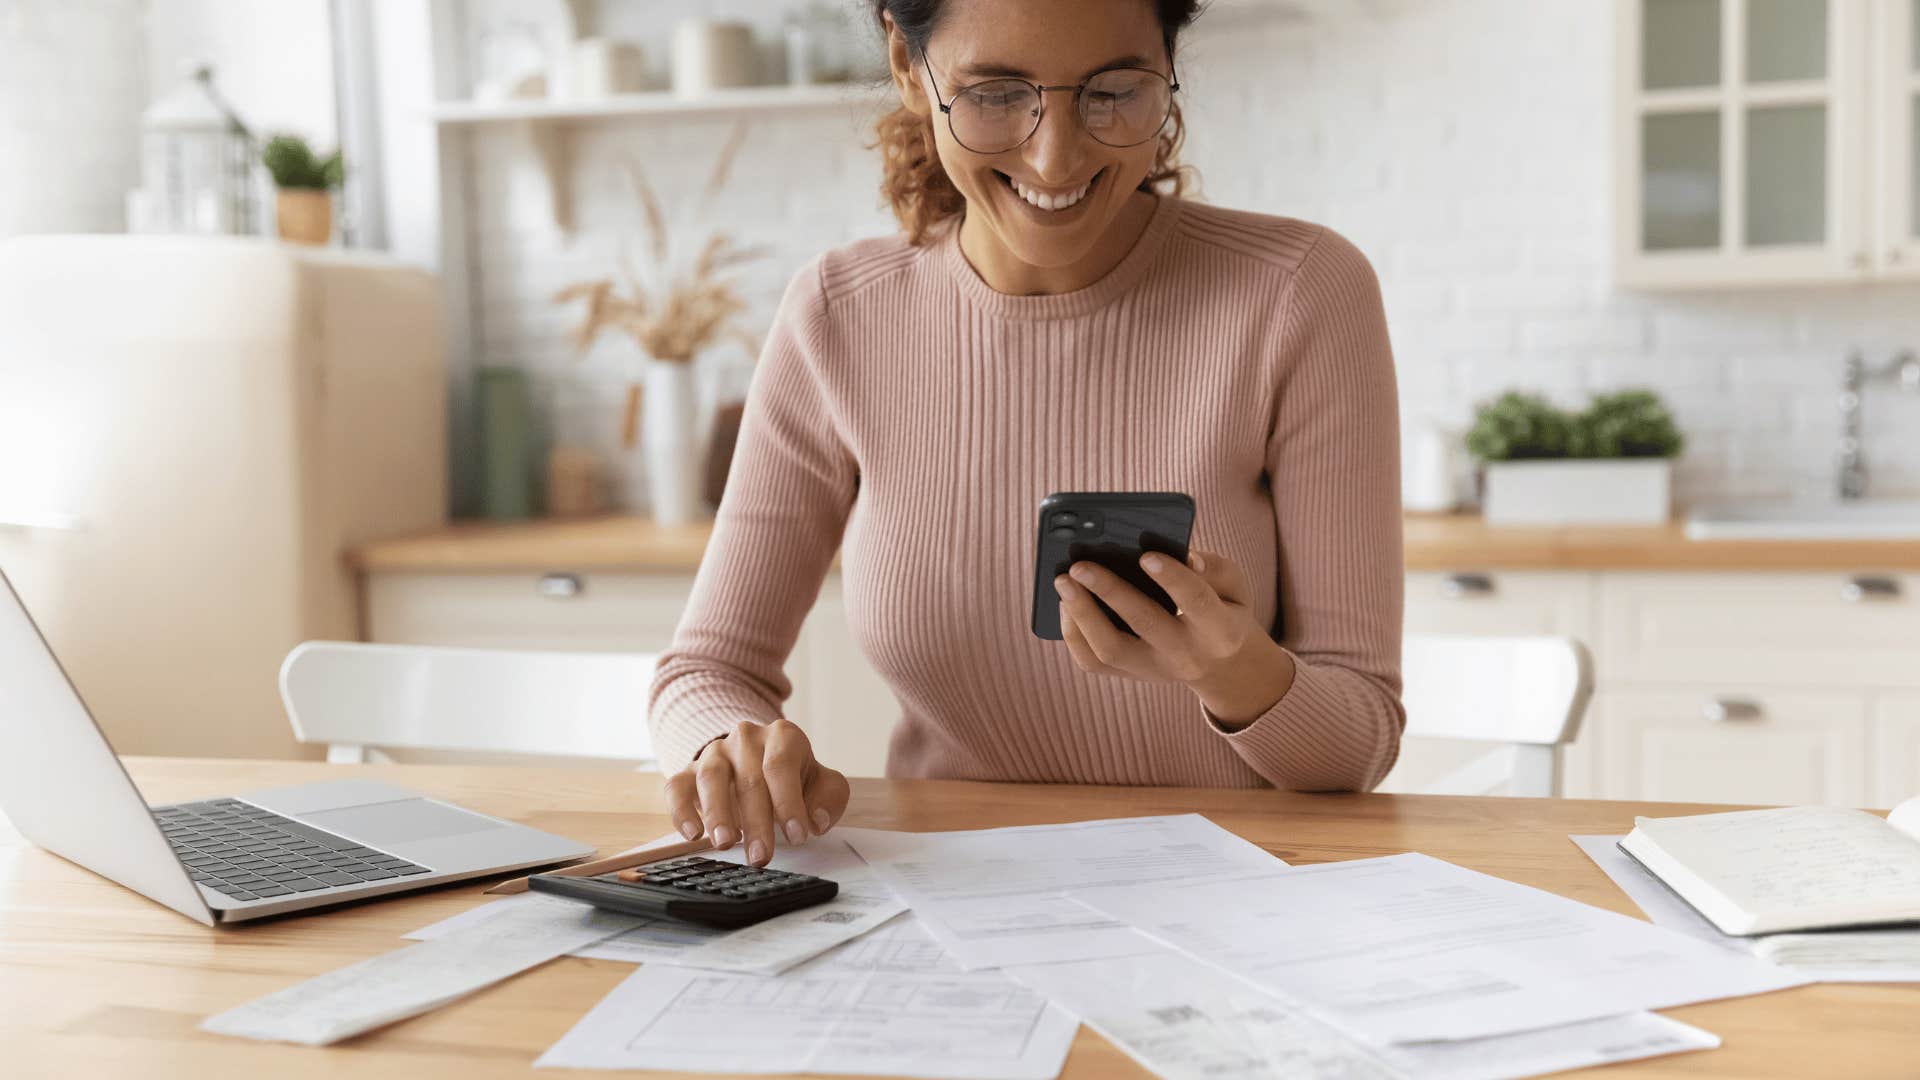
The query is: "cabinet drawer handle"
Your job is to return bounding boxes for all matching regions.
[1841,576,1901,603]
[1443,572,1495,598]
[1702,698,1763,723]
[537,573,584,599]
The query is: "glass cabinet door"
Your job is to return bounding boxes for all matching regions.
[1621,0,1860,286]
[1882,0,1920,273]
[1742,0,1829,248]
[1637,0,1726,255]
[1909,0,1918,243]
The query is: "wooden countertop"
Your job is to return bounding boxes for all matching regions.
[9,757,1918,1077]
[349,513,1920,574]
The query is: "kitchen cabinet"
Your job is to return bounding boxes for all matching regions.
[1613,0,1920,287]
[1599,686,1872,805]
[365,571,693,652]
[1402,564,1919,807]
[1880,0,1920,272]
[1600,571,1920,687]
[363,569,899,777]
[788,579,900,778]
[1873,693,1920,806]
[1396,571,1606,797]
[1403,571,1598,638]
[358,517,1920,805]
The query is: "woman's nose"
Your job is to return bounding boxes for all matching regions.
[1022,94,1088,186]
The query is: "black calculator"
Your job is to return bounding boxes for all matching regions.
[527,855,838,929]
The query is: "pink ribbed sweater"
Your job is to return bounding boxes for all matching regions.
[649,195,1406,791]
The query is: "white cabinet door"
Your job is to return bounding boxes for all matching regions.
[1601,572,1920,687]
[1404,571,1597,637]
[365,571,694,652]
[790,576,898,779]
[1873,692,1920,807]
[1600,686,1871,806]
[364,569,899,776]
[1614,0,1874,287]
[1877,0,1920,276]
[1395,571,1603,798]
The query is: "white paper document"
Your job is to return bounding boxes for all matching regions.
[1010,949,1719,1080]
[839,814,1284,970]
[1573,834,1920,983]
[407,837,905,976]
[202,898,644,1045]
[1072,852,1806,1044]
[535,914,1079,1078]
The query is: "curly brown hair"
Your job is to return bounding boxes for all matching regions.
[870,0,1201,245]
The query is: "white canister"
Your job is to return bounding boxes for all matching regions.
[672,19,756,98]
[562,38,644,99]
[784,17,814,85]
[1403,419,1466,513]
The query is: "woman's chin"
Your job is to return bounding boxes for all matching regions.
[985,215,1114,271]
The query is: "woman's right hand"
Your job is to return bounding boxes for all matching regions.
[663,718,850,867]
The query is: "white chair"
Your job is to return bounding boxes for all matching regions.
[279,641,657,766]
[1391,634,1594,798]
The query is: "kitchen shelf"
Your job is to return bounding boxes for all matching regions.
[431,83,885,234]
[430,83,884,126]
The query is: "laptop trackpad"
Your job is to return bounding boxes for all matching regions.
[300,798,505,845]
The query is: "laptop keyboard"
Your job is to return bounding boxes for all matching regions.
[153,797,430,902]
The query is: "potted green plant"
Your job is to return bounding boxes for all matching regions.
[1467,389,1685,525]
[261,134,343,245]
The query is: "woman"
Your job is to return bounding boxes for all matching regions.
[649,0,1405,866]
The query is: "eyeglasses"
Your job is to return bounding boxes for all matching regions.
[921,53,1180,155]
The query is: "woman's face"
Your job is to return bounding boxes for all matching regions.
[889,0,1171,270]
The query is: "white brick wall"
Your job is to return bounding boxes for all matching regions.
[0,0,145,238]
[461,0,1920,503]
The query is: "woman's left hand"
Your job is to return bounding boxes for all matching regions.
[1054,549,1296,726]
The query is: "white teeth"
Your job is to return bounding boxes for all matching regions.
[1009,175,1092,211]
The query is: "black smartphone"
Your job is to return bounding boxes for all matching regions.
[1031,491,1195,640]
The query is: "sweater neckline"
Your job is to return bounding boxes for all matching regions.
[939,192,1182,321]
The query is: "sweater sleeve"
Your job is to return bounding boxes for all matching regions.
[1206,227,1407,791]
[646,259,858,772]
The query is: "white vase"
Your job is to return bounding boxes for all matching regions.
[639,360,704,526]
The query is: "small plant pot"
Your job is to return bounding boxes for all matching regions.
[1482,459,1672,526]
[275,189,333,245]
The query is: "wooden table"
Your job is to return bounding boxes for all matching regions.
[5,759,1916,1078]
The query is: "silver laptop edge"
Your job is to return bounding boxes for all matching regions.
[0,568,593,924]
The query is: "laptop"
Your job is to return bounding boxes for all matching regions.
[0,568,594,924]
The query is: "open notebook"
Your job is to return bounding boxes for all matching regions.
[1619,795,1920,937]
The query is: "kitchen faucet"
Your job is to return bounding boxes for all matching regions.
[1838,349,1920,500]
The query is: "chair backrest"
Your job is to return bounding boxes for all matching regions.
[280,641,656,765]
[1396,634,1594,798]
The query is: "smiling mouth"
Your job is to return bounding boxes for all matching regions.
[998,168,1104,212]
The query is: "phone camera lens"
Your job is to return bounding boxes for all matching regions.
[1049,512,1080,528]
[1049,526,1077,541]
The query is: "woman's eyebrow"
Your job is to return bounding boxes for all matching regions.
[955,54,1152,81]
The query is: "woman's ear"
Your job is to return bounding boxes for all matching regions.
[883,13,932,118]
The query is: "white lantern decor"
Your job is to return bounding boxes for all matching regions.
[131,64,259,236]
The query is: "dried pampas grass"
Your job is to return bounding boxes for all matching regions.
[553,122,767,448]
